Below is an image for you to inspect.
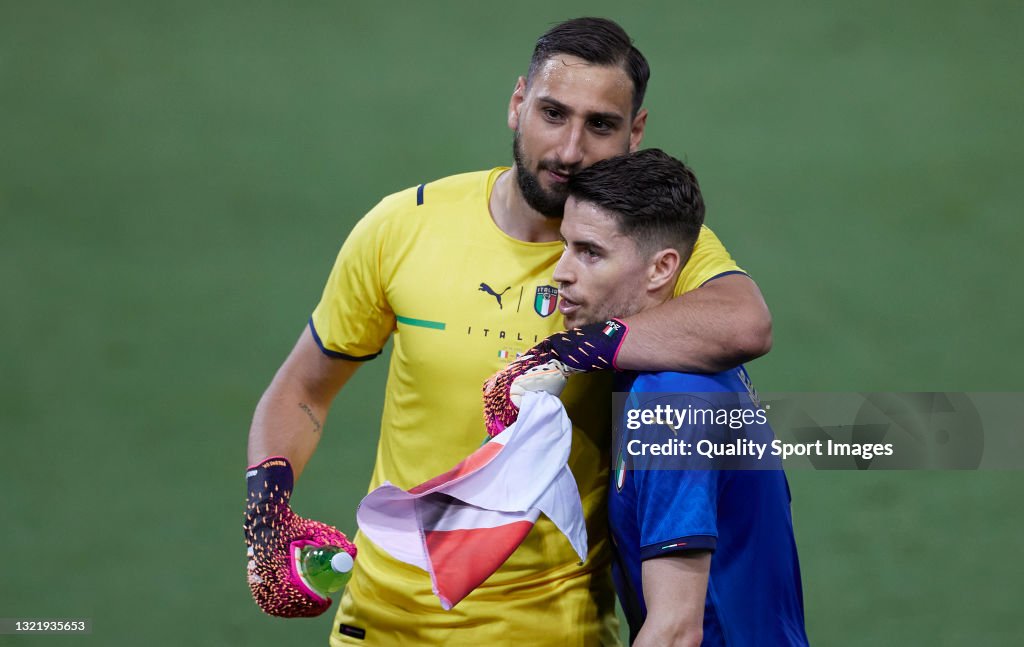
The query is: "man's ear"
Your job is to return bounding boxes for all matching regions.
[508,76,527,131]
[647,247,681,292]
[629,108,648,152]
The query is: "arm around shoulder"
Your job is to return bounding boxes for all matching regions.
[617,272,773,373]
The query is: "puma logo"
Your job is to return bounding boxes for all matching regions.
[479,282,511,309]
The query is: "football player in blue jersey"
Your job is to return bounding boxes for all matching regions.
[552,148,809,646]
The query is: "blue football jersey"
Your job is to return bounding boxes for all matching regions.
[609,367,809,646]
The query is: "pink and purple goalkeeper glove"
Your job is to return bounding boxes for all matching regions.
[244,457,356,617]
[483,319,629,436]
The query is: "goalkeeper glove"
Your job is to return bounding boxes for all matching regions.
[483,318,629,436]
[244,457,356,617]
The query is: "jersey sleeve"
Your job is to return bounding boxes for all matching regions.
[309,199,399,361]
[672,225,747,297]
[633,467,719,560]
[628,386,724,560]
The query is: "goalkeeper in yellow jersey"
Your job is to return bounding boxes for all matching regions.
[244,16,772,646]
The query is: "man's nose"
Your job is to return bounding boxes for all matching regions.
[555,124,585,168]
[552,249,574,284]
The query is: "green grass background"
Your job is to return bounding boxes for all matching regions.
[2,1,1022,645]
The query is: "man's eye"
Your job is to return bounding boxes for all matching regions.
[543,108,563,121]
[590,120,611,132]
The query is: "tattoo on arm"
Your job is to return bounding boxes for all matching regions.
[298,403,322,434]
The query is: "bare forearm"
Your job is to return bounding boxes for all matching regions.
[248,383,330,479]
[246,326,360,479]
[633,622,703,647]
[616,273,772,372]
[636,553,711,647]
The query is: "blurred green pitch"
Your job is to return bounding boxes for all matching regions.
[2,2,1022,645]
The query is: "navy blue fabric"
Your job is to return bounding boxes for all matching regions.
[609,367,809,646]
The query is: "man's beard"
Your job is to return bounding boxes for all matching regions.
[512,130,570,219]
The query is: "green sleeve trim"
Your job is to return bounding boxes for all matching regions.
[396,315,446,330]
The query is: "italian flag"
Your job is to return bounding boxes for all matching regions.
[357,392,587,609]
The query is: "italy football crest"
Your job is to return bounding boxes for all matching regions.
[534,286,558,317]
[614,452,626,492]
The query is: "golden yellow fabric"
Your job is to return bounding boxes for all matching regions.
[311,168,742,645]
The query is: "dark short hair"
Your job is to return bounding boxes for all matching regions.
[527,17,650,116]
[566,148,705,258]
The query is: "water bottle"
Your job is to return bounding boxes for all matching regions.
[296,545,355,596]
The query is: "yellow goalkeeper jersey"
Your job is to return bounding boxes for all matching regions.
[311,168,743,646]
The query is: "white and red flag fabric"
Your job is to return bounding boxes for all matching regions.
[356,391,587,610]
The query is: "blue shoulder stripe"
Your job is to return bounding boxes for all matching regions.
[700,270,748,287]
[307,318,382,361]
[416,183,425,205]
